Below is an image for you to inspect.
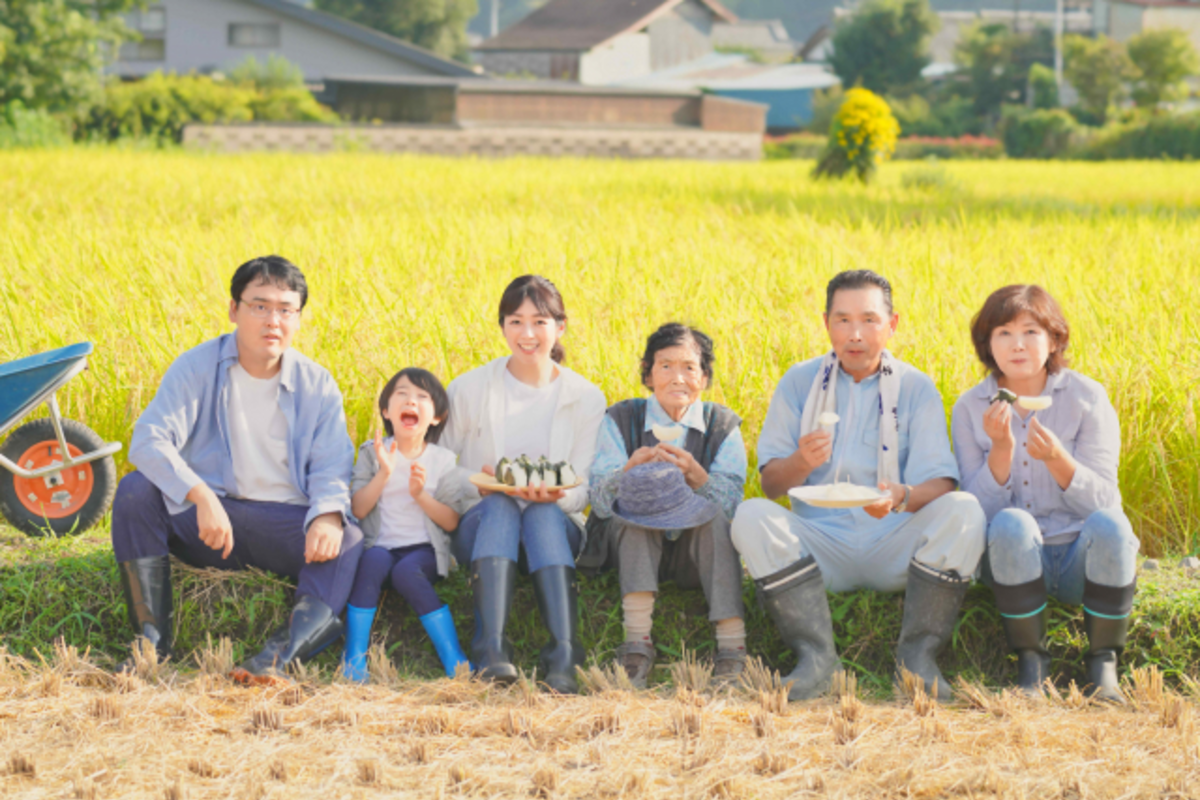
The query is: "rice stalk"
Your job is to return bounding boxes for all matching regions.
[194,633,234,676]
[669,646,712,694]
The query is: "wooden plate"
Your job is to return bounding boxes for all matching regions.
[470,473,583,494]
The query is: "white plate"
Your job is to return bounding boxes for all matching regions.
[788,485,888,509]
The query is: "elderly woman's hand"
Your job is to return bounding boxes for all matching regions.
[655,443,708,490]
[623,447,659,472]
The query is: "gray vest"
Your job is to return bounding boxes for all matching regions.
[604,398,741,472]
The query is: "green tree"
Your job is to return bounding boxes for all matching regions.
[315,0,478,62]
[1063,34,1135,124]
[828,0,939,95]
[0,0,140,113]
[1127,28,1200,108]
[954,23,1053,119]
[1028,63,1059,109]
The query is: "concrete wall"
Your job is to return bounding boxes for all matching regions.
[1142,7,1200,52]
[1108,2,1147,41]
[579,33,652,86]
[113,0,443,80]
[646,0,715,72]
[184,123,762,160]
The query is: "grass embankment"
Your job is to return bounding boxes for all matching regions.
[0,153,1198,554]
[3,527,1198,694]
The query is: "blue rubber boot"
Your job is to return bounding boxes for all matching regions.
[420,605,470,678]
[341,605,376,683]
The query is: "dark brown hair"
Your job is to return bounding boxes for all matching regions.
[378,367,450,442]
[497,275,567,364]
[970,285,1070,376]
[640,323,715,389]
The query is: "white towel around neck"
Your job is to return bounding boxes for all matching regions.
[800,350,902,486]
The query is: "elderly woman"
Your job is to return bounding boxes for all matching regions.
[951,285,1138,702]
[584,323,747,687]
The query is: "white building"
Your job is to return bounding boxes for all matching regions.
[473,0,737,85]
[1098,0,1200,53]
[114,0,477,81]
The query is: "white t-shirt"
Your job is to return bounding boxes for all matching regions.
[226,363,307,505]
[502,369,560,462]
[376,441,458,550]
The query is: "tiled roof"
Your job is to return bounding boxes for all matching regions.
[475,0,736,52]
[245,0,478,76]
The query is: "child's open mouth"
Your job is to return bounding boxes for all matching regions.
[399,412,420,428]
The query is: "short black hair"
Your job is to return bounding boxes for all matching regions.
[378,367,450,442]
[825,270,893,316]
[640,323,715,389]
[230,255,309,309]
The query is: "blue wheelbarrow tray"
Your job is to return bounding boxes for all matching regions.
[0,343,123,479]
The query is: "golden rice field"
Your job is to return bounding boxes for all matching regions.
[0,151,1198,554]
[1,643,1198,799]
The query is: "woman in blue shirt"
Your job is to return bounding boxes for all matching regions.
[951,284,1138,703]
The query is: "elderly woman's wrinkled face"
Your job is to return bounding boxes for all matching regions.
[647,342,708,420]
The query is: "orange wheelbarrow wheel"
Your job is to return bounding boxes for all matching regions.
[0,418,117,537]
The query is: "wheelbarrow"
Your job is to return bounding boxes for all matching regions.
[0,343,122,537]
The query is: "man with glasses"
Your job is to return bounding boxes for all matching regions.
[110,255,362,683]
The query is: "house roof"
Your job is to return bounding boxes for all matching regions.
[1108,0,1200,6]
[474,0,737,53]
[617,53,839,92]
[243,0,479,76]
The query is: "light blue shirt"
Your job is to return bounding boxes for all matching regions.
[756,356,959,529]
[951,369,1122,545]
[127,333,354,530]
[589,395,747,522]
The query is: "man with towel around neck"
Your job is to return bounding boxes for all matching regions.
[731,270,986,702]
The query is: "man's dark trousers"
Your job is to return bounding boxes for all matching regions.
[111,471,363,614]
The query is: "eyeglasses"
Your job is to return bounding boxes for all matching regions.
[241,302,300,321]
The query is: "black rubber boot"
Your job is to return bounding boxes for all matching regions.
[1001,610,1052,697]
[231,595,344,685]
[895,561,970,702]
[531,565,586,694]
[469,557,519,685]
[993,576,1051,697]
[116,556,174,671]
[1084,612,1129,704]
[755,556,841,702]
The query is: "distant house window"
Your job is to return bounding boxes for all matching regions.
[140,8,167,33]
[121,39,167,61]
[120,6,166,61]
[229,23,281,47]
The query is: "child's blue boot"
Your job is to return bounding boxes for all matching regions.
[341,604,376,683]
[420,605,470,678]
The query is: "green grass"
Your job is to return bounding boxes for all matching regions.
[3,523,1199,696]
[1,151,1198,691]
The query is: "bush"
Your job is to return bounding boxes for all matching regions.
[887,94,979,138]
[894,134,1004,159]
[1029,63,1059,110]
[763,133,827,160]
[80,69,338,145]
[0,101,70,148]
[1080,111,1200,160]
[1000,106,1084,158]
[813,88,900,183]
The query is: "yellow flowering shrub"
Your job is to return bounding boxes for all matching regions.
[813,88,900,183]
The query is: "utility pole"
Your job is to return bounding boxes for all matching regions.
[491,0,500,38]
[1054,0,1064,93]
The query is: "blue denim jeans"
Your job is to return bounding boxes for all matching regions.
[982,507,1139,606]
[452,493,581,573]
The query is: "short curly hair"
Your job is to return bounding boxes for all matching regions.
[639,323,715,389]
[970,285,1070,376]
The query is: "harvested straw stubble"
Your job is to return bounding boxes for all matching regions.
[2,646,1198,799]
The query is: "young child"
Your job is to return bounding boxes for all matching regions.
[342,368,468,681]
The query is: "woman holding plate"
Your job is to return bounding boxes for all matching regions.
[580,322,747,688]
[440,275,606,694]
[951,285,1137,702]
